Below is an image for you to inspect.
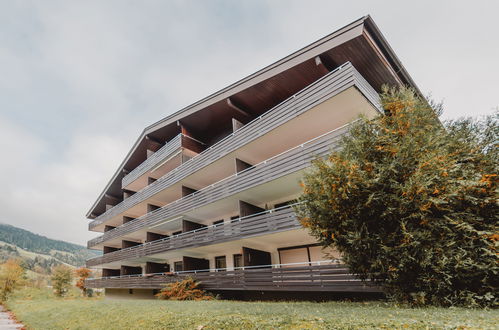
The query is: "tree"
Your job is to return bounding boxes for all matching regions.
[0,259,25,302]
[75,267,92,297]
[51,265,73,297]
[295,87,498,307]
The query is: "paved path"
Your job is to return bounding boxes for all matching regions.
[0,306,23,329]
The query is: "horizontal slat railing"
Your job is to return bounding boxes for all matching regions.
[87,205,299,267]
[87,124,348,248]
[89,62,381,230]
[85,262,381,293]
[121,134,183,189]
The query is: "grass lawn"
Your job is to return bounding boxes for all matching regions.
[5,288,498,329]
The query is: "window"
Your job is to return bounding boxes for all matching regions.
[278,244,337,267]
[213,219,224,226]
[233,254,243,269]
[174,261,183,272]
[172,231,182,236]
[215,256,226,270]
[128,289,133,294]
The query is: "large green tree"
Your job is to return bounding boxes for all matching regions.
[296,87,498,307]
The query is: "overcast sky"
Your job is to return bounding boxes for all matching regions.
[0,1,497,245]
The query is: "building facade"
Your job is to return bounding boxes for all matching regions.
[85,16,419,299]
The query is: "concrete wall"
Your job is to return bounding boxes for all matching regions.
[105,288,156,300]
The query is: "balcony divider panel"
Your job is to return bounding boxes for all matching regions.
[89,63,381,231]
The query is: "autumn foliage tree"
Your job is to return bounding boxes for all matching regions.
[75,267,92,297]
[295,87,498,307]
[0,259,25,302]
[51,265,73,297]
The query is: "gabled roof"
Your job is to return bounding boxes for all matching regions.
[87,15,420,218]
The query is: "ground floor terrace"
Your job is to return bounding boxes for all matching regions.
[86,261,381,299]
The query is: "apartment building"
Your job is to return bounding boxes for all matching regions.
[85,16,419,299]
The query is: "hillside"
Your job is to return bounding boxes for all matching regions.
[0,223,100,273]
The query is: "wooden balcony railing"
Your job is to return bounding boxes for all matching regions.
[85,261,381,293]
[87,205,299,267]
[88,62,381,230]
[87,123,348,248]
[122,134,205,189]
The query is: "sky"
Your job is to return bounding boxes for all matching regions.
[0,0,497,245]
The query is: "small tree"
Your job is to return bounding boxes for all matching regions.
[296,87,498,307]
[0,259,25,302]
[51,265,73,297]
[75,267,92,297]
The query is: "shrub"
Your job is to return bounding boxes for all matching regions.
[51,265,73,297]
[295,87,498,307]
[156,277,214,301]
[75,267,92,297]
[0,259,25,302]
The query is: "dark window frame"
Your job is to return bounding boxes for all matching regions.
[214,255,227,271]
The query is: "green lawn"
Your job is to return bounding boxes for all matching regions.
[6,288,498,329]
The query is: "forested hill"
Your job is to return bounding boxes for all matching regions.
[0,223,100,268]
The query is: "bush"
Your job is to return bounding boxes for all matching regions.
[156,277,215,301]
[51,265,73,297]
[75,267,92,297]
[295,87,498,307]
[0,259,25,302]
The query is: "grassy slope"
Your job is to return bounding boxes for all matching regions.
[6,288,498,330]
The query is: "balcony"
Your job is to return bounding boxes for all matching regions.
[87,123,349,249]
[85,261,381,293]
[87,205,299,267]
[88,62,381,231]
[122,134,205,192]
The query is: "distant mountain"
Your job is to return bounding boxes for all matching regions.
[0,223,100,273]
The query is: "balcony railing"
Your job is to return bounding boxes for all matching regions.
[122,134,182,189]
[122,134,206,189]
[85,261,381,293]
[87,204,300,267]
[88,62,381,230]
[87,123,349,248]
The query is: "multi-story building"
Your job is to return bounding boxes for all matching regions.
[85,16,419,299]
